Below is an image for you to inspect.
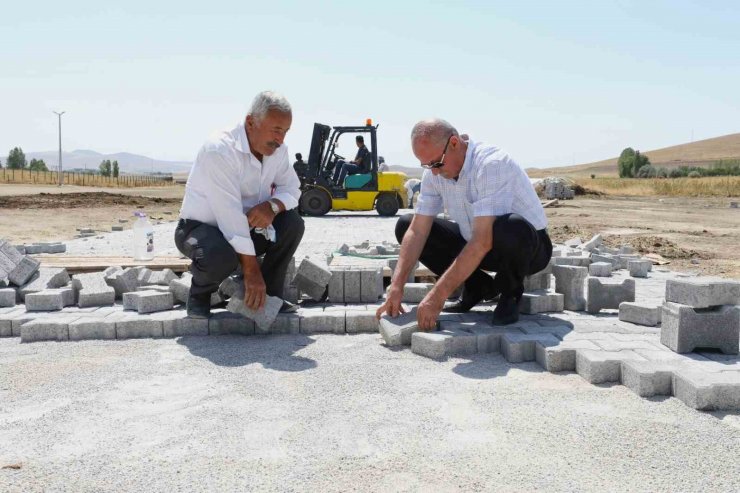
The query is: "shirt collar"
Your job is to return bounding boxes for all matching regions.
[234,121,251,155]
[458,138,475,179]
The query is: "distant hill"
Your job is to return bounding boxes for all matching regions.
[0,149,192,174]
[388,164,423,179]
[527,132,740,178]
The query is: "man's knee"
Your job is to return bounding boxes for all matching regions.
[194,239,239,281]
[395,213,413,243]
[275,209,305,243]
[492,214,536,253]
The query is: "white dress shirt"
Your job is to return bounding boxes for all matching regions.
[415,139,547,241]
[179,122,301,256]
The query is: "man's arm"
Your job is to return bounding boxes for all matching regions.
[416,216,495,330]
[375,213,434,319]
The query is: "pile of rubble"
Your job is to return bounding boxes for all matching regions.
[536,176,576,200]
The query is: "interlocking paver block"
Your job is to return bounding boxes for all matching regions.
[585,277,635,314]
[226,293,282,331]
[664,279,740,308]
[105,267,140,297]
[8,256,41,286]
[628,260,652,278]
[552,256,591,268]
[345,310,378,334]
[219,276,241,298]
[552,265,587,311]
[412,328,478,360]
[135,267,153,286]
[266,313,300,335]
[402,283,433,303]
[123,290,174,314]
[18,267,70,300]
[660,302,739,355]
[616,254,640,270]
[294,257,331,301]
[360,267,384,302]
[343,268,362,303]
[169,273,222,306]
[147,269,178,286]
[581,234,602,252]
[524,271,551,291]
[153,310,209,337]
[619,302,662,327]
[73,272,116,307]
[501,333,560,363]
[299,309,345,334]
[115,314,164,339]
[20,317,76,342]
[25,289,69,311]
[0,288,17,308]
[388,259,417,283]
[590,253,618,268]
[209,310,255,335]
[535,338,601,372]
[519,290,564,314]
[588,262,612,277]
[379,308,421,346]
[68,317,117,340]
[621,361,676,397]
[672,366,740,410]
[575,349,646,384]
[328,268,344,302]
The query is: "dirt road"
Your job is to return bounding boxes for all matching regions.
[0,184,738,278]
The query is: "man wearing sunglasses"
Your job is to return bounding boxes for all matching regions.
[376,118,552,329]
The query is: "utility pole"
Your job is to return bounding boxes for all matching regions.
[53,111,65,186]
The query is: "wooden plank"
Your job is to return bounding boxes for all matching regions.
[542,199,559,208]
[31,255,191,274]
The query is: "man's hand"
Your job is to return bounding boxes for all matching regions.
[243,271,267,311]
[247,202,275,229]
[375,284,406,319]
[416,291,446,331]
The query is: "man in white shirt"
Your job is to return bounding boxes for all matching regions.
[376,118,552,327]
[404,178,421,208]
[176,91,304,318]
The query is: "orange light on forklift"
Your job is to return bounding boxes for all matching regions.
[366,118,373,126]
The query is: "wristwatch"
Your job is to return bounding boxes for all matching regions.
[268,200,280,215]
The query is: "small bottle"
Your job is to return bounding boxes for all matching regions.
[132,211,154,261]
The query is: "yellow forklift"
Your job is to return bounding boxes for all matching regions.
[297,120,407,216]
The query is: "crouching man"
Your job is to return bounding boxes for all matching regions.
[175,91,304,318]
[376,118,552,329]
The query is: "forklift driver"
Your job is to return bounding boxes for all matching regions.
[332,135,371,185]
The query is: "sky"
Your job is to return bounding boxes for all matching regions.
[2,0,739,169]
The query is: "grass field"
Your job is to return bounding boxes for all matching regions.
[575,176,740,197]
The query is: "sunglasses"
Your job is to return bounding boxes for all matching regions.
[421,135,453,169]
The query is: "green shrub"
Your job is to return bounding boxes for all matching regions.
[688,170,701,178]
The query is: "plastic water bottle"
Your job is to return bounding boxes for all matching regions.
[133,212,154,261]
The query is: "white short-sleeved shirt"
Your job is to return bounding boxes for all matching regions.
[414,139,547,241]
[179,122,301,256]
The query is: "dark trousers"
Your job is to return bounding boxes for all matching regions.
[332,161,363,184]
[395,213,552,300]
[174,209,305,299]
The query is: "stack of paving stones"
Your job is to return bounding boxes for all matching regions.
[20,242,67,254]
[328,265,384,303]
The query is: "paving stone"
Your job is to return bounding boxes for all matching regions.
[412,328,478,360]
[585,277,635,314]
[628,260,652,278]
[501,333,561,363]
[266,313,300,335]
[519,290,564,314]
[294,257,331,301]
[595,246,619,255]
[105,267,140,297]
[664,279,740,308]
[8,256,41,286]
[299,309,345,334]
[660,302,739,355]
[113,313,164,339]
[581,234,602,252]
[535,338,601,372]
[552,256,590,268]
[169,273,221,306]
[72,272,116,307]
[564,237,582,248]
[379,308,421,347]
[588,262,612,277]
[591,253,618,268]
[621,361,676,397]
[25,289,69,311]
[20,317,75,342]
[343,269,362,303]
[345,310,378,333]
[575,349,646,384]
[672,366,740,410]
[147,269,177,286]
[208,309,255,336]
[0,288,16,307]
[137,284,172,293]
[123,290,174,314]
[219,276,242,298]
[328,268,344,302]
[524,271,551,291]
[226,294,282,331]
[388,258,417,283]
[402,283,434,303]
[360,267,384,302]
[619,245,635,255]
[19,268,71,300]
[619,301,662,327]
[461,324,521,353]
[152,310,209,337]
[615,254,640,270]
[593,338,662,351]
[552,265,587,311]
[68,317,117,340]
[519,323,573,340]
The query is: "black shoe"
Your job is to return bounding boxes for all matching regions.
[443,283,500,313]
[186,292,211,319]
[280,300,298,313]
[492,296,520,325]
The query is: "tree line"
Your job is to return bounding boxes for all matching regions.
[1,147,119,176]
[617,147,740,178]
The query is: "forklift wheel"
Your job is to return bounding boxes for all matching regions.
[300,188,332,216]
[375,193,399,217]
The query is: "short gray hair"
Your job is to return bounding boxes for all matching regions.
[248,91,292,123]
[410,118,458,147]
